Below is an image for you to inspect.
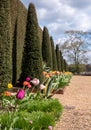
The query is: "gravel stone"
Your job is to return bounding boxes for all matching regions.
[53,76,91,130]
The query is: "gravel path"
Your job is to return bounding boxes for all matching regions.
[53,75,91,130]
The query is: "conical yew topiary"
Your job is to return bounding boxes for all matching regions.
[63,59,68,71]
[56,44,61,71]
[12,19,17,86]
[20,3,43,82]
[60,51,64,72]
[50,36,57,70]
[42,26,53,69]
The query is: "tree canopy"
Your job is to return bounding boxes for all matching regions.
[59,31,90,73]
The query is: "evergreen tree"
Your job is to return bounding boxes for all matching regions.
[56,44,61,71]
[64,59,68,71]
[63,59,66,71]
[0,0,12,92]
[42,26,52,69]
[60,51,64,72]
[66,62,68,71]
[50,36,57,70]
[20,3,43,82]
[12,19,17,86]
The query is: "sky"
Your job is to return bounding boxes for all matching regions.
[20,0,91,41]
[20,0,91,63]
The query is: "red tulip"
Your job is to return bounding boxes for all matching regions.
[23,81,29,86]
[27,83,32,88]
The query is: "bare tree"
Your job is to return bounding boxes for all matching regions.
[59,31,90,73]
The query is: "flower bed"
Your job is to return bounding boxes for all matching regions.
[0,71,72,130]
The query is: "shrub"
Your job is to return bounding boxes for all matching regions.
[0,0,12,92]
[42,27,53,69]
[50,36,58,70]
[20,3,43,83]
[56,44,61,71]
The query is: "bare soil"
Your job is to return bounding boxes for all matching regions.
[53,75,91,130]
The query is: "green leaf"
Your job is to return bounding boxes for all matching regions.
[45,78,53,97]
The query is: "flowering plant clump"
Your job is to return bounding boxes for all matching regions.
[42,70,72,97]
[0,76,41,112]
[0,68,72,130]
[0,76,63,130]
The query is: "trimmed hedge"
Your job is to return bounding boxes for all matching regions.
[50,36,58,70]
[60,51,64,72]
[20,3,43,82]
[42,26,53,69]
[0,0,12,91]
[10,0,43,82]
[56,44,61,71]
[64,59,68,71]
[10,0,27,81]
[0,0,43,87]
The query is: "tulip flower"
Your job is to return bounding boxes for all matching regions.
[52,71,55,75]
[40,84,46,90]
[16,89,25,99]
[27,84,32,88]
[4,91,12,96]
[31,78,39,86]
[43,71,47,76]
[45,74,50,78]
[7,83,13,89]
[26,77,31,82]
[23,81,29,86]
[55,71,60,75]
[48,126,52,130]
[29,120,32,124]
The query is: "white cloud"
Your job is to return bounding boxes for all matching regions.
[37,8,47,20]
[20,0,91,60]
[20,0,91,41]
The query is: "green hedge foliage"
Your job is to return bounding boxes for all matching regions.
[0,0,12,91]
[20,3,43,82]
[42,27,53,69]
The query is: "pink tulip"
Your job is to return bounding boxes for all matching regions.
[31,78,40,86]
[26,77,31,82]
[27,84,32,88]
[16,89,25,99]
[48,126,52,130]
[29,120,32,124]
[40,84,46,90]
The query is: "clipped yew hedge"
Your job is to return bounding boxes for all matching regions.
[0,0,12,91]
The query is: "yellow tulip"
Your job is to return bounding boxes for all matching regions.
[8,83,13,89]
[45,74,50,78]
